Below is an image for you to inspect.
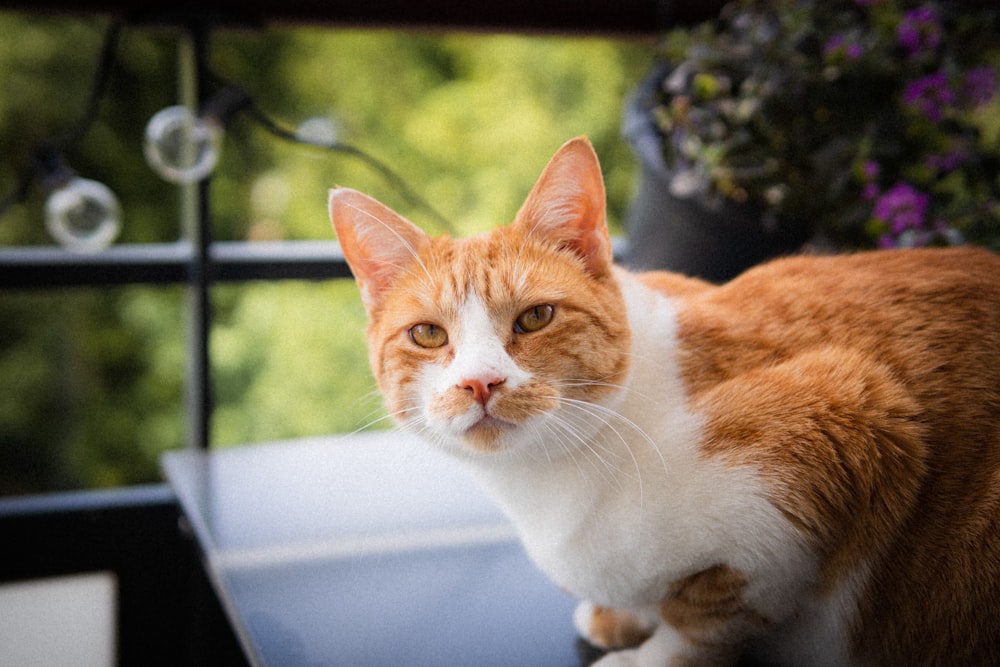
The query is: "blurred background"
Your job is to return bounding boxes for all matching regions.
[0,13,652,495]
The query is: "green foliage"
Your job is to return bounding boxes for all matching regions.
[651,0,1000,250]
[0,11,650,495]
[210,28,647,238]
[211,281,377,446]
[0,287,185,494]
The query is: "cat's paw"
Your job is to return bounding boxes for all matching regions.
[591,648,641,667]
[586,620,703,667]
[573,601,656,650]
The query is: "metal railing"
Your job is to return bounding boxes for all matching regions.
[0,240,351,287]
[0,485,247,665]
[0,0,729,452]
[0,26,362,450]
[0,5,728,665]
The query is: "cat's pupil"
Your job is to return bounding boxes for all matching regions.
[409,323,448,348]
[515,304,555,334]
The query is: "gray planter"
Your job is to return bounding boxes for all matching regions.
[622,66,812,282]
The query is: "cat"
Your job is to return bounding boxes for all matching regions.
[329,137,1000,666]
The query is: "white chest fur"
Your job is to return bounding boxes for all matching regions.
[464,271,814,609]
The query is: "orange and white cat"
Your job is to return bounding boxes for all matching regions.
[329,137,1000,666]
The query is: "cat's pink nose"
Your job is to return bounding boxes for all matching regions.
[459,376,505,406]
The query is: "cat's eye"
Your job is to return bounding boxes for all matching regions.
[409,323,448,348]
[514,304,555,334]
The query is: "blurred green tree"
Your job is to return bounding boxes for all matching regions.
[0,11,650,494]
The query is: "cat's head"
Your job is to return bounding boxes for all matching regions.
[330,137,631,459]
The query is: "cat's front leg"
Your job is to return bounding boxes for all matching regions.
[573,601,658,651]
[592,621,746,667]
[588,564,769,667]
[591,622,740,667]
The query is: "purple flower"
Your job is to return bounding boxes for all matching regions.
[962,66,998,107]
[924,148,968,173]
[824,35,864,61]
[860,162,881,200]
[898,6,943,56]
[903,72,955,121]
[824,35,844,57]
[877,233,897,248]
[873,183,930,234]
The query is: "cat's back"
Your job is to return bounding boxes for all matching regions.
[645,246,1000,665]
[663,246,1000,503]
[661,246,1000,392]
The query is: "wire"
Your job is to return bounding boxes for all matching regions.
[1,21,455,237]
[240,102,455,235]
[0,172,34,218]
[0,20,123,218]
[53,20,123,150]
[202,68,454,234]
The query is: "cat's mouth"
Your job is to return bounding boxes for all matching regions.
[463,414,517,451]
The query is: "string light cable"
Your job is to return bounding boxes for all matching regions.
[0,20,454,247]
[0,21,125,252]
[234,89,455,234]
[0,19,122,198]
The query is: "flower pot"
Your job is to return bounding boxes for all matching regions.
[621,66,813,283]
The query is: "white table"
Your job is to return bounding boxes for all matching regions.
[162,431,584,666]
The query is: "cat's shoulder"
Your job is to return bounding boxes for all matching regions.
[732,246,999,288]
[635,270,714,300]
[633,246,1000,306]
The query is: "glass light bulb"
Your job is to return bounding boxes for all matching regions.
[295,116,338,146]
[45,177,121,253]
[143,105,222,184]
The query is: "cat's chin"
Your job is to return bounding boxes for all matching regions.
[462,415,518,453]
[421,414,528,458]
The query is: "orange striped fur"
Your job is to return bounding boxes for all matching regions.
[331,137,1000,666]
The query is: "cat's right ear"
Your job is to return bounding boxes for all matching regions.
[513,137,612,278]
[329,188,429,313]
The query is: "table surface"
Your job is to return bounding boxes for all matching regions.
[162,431,586,667]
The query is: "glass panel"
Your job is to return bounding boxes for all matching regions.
[0,286,185,495]
[0,11,647,495]
[211,280,378,448]
[0,572,117,667]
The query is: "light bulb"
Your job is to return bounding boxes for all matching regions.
[143,105,222,184]
[45,177,121,253]
[295,116,338,146]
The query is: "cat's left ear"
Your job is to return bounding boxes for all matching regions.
[329,188,430,313]
[514,136,612,277]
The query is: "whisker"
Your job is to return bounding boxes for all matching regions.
[540,411,626,489]
[350,407,416,434]
[555,398,644,501]
[553,375,661,406]
[563,395,667,478]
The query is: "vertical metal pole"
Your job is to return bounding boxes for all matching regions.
[178,29,212,450]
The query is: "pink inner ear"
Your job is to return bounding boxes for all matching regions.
[329,187,429,311]
[514,137,612,277]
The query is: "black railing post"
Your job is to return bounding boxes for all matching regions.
[179,24,214,450]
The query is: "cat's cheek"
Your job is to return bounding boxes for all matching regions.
[406,366,478,438]
[425,389,482,434]
[492,386,560,424]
